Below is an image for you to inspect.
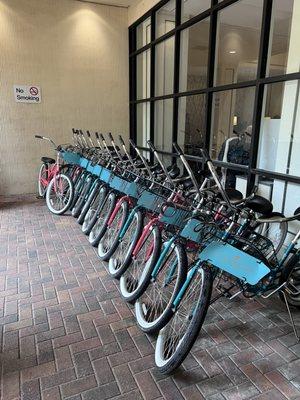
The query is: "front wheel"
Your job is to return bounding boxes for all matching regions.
[135,242,187,334]
[119,224,161,303]
[155,264,213,374]
[98,200,129,261]
[45,174,74,215]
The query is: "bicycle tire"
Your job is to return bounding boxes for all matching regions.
[38,163,48,198]
[119,224,161,303]
[135,242,187,334]
[155,265,213,374]
[82,185,108,235]
[98,199,129,261]
[108,210,144,279]
[78,181,102,225]
[88,191,117,247]
[45,174,74,215]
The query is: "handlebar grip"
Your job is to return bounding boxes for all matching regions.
[119,135,125,146]
[80,130,84,136]
[172,142,183,155]
[86,130,91,137]
[108,132,114,141]
[129,139,136,148]
[294,207,300,221]
[95,132,99,139]
[147,140,155,151]
[200,148,212,162]
[35,135,43,139]
[100,133,105,141]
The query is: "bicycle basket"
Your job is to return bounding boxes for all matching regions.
[60,150,81,165]
[137,191,165,213]
[229,230,276,266]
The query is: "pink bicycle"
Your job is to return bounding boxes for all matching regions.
[35,135,75,215]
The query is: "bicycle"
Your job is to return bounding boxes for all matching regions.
[35,135,75,215]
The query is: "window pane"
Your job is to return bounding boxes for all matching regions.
[137,102,150,148]
[268,0,298,76]
[179,18,210,92]
[211,86,255,185]
[215,0,263,86]
[155,99,173,152]
[181,0,211,22]
[258,80,300,175]
[156,0,176,38]
[155,36,175,96]
[178,94,206,156]
[136,17,151,50]
[137,50,151,100]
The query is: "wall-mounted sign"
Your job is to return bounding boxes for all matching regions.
[14,85,41,103]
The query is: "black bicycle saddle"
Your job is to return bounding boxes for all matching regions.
[245,195,273,216]
[41,157,55,164]
[168,164,181,179]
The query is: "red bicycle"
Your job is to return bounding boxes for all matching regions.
[35,135,75,215]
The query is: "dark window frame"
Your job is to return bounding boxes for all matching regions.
[129,0,300,194]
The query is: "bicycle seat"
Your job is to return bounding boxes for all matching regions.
[245,195,273,215]
[168,165,181,179]
[41,157,55,164]
[225,188,243,201]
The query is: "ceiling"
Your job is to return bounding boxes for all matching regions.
[78,0,136,7]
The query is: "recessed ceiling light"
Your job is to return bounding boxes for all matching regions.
[229,50,236,54]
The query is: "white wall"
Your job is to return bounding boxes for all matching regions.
[128,0,161,26]
[0,0,129,195]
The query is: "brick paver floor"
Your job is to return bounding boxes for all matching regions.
[0,196,300,400]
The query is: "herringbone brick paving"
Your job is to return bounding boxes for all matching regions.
[0,195,300,400]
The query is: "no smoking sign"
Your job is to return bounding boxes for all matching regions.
[14,85,42,103]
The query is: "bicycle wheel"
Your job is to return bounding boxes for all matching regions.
[279,255,300,309]
[78,181,102,225]
[255,213,288,257]
[71,171,89,209]
[88,192,117,247]
[108,210,144,279]
[45,174,74,215]
[155,264,213,374]
[98,199,129,261]
[135,242,187,334]
[72,176,94,218]
[38,163,48,197]
[82,185,108,235]
[119,224,161,303]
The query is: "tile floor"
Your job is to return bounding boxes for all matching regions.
[0,196,300,400]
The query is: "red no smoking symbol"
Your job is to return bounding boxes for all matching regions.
[30,86,39,96]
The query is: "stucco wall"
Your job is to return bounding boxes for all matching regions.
[0,0,129,195]
[128,0,160,26]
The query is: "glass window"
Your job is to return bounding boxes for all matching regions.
[137,102,150,148]
[136,17,151,50]
[155,36,175,96]
[215,0,264,86]
[268,0,298,76]
[258,80,300,175]
[179,18,210,92]
[154,99,174,152]
[156,0,176,38]
[137,50,151,100]
[211,86,256,163]
[178,94,206,156]
[181,0,211,23]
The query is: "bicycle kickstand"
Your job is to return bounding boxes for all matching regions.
[280,289,300,341]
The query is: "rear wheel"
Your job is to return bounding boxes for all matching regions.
[46,174,74,215]
[135,243,187,334]
[279,255,300,309]
[88,192,117,247]
[119,225,161,303]
[38,163,48,197]
[98,200,129,261]
[255,214,288,258]
[155,264,213,374]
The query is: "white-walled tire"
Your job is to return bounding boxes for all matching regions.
[45,174,74,215]
[38,163,48,197]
